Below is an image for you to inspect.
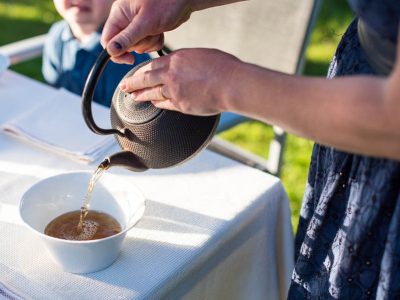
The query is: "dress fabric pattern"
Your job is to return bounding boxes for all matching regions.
[287,4,400,299]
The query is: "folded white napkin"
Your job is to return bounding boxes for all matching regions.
[2,88,116,163]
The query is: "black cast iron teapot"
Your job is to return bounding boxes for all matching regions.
[82,49,220,171]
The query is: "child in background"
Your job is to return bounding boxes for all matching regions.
[42,0,150,106]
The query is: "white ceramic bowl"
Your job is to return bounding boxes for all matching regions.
[20,171,145,274]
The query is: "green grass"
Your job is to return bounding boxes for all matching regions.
[0,0,354,231]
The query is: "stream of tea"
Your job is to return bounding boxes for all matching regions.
[76,165,107,233]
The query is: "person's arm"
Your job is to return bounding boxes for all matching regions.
[101,0,245,64]
[225,30,400,160]
[228,60,397,160]
[121,32,400,160]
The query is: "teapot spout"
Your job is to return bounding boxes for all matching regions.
[99,151,148,172]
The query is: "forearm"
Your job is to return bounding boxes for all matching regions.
[191,0,246,11]
[224,61,400,160]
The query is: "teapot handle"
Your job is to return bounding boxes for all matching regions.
[82,49,166,136]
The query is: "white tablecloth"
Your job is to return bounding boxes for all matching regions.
[0,70,294,300]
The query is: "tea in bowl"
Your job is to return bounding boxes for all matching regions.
[19,171,145,274]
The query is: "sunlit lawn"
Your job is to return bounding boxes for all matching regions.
[0,0,354,231]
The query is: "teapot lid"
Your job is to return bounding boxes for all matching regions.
[113,65,163,124]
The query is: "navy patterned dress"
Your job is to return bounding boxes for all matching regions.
[287,1,400,299]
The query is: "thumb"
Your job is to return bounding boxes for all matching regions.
[106,16,151,57]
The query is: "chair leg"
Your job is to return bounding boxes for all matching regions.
[207,137,272,173]
[267,126,286,177]
[207,126,286,177]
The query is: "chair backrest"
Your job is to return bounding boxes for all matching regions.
[0,34,47,65]
[165,0,320,176]
[165,0,319,74]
